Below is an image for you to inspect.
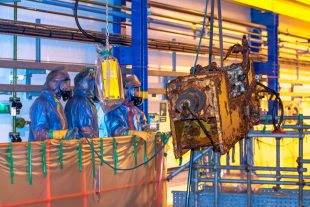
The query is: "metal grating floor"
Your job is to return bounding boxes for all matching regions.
[173,189,310,207]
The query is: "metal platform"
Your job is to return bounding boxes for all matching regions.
[173,188,310,207]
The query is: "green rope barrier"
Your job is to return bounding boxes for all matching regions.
[100,138,104,166]
[41,141,47,177]
[113,137,118,175]
[154,136,157,155]
[143,140,148,163]
[133,135,137,166]
[8,142,14,184]
[160,133,168,144]
[179,156,183,166]
[154,137,157,169]
[78,140,82,172]
[91,140,96,178]
[59,141,63,169]
[28,142,32,185]
[261,115,270,134]
[161,133,168,157]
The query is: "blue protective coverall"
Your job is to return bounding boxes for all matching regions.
[107,99,149,136]
[29,90,67,141]
[96,103,110,138]
[65,75,99,139]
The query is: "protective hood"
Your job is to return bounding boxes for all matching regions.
[73,70,97,101]
[43,69,72,101]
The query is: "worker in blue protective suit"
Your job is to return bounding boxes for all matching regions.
[96,104,110,138]
[29,69,73,141]
[107,75,154,140]
[65,70,99,138]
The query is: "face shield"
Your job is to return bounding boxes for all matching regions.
[124,75,142,107]
[74,70,99,102]
[127,86,142,106]
[44,70,72,101]
[58,77,72,101]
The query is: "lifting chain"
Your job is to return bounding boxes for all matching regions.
[105,0,110,50]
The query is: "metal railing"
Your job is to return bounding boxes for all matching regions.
[169,115,310,207]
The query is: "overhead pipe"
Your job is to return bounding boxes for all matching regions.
[26,0,131,19]
[78,0,131,11]
[147,1,266,30]
[148,1,310,42]
[151,12,267,38]
[32,0,309,42]
[0,3,125,26]
[2,19,310,67]
[149,18,264,44]
[0,3,265,47]
[1,4,306,67]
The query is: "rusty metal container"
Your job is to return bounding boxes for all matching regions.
[167,37,260,159]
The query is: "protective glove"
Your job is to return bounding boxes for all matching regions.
[65,128,79,140]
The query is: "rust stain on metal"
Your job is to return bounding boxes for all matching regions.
[167,36,260,158]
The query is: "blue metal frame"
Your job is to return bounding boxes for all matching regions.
[131,0,148,115]
[112,0,123,60]
[251,9,279,114]
[170,115,310,207]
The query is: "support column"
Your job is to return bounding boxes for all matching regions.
[132,0,148,115]
[112,0,124,59]
[251,9,279,114]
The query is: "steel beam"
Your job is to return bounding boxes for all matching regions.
[131,0,148,115]
[251,9,279,114]
[111,0,125,60]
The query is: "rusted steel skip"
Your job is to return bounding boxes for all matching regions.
[167,36,260,158]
